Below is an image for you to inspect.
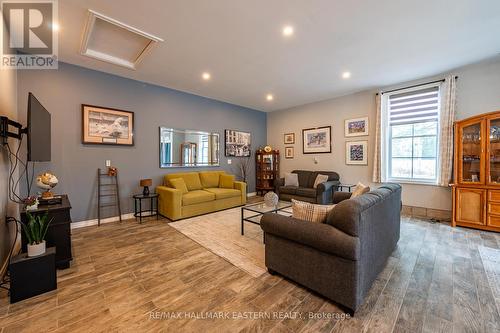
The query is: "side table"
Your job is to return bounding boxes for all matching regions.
[336,184,356,192]
[133,193,159,223]
[9,247,57,303]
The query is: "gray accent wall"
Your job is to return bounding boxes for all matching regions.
[17,62,266,222]
[267,55,500,211]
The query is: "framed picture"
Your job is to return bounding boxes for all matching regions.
[225,129,251,157]
[284,133,295,144]
[285,146,294,159]
[82,104,134,145]
[345,117,369,137]
[346,141,368,165]
[302,126,331,154]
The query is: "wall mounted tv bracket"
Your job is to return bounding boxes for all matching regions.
[0,116,27,145]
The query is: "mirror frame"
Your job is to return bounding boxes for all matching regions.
[159,127,220,168]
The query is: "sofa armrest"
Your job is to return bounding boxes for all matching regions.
[261,213,360,261]
[233,181,247,204]
[333,191,352,204]
[156,186,182,220]
[316,180,340,194]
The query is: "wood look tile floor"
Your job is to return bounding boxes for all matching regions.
[0,213,499,332]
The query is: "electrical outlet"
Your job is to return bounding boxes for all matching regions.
[227,159,232,165]
[105,160,111,167]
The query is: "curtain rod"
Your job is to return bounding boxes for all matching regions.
[376,75,458,95]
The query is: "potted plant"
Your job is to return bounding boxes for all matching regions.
[21,211,52,257]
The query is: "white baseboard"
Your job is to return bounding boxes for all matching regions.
[247,192,257,197]
[71,213,135,229]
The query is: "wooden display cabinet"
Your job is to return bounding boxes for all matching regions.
[255,149,279,195]
[452,111,500,232]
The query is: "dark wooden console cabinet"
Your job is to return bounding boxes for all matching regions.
[21,195,73,269]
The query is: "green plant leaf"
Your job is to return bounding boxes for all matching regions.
[41,215,52,241]
[32,218,41,243]
[20,222,33,245]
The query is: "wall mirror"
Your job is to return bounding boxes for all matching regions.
[159,127,220,168]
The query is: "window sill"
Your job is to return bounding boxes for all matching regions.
[386,179,439,186]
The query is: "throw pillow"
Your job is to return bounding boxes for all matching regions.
[219,174,235,189]
[313,174,329,188]
[284,172,299,187]
[351,182,370,198]
[292,199,335,223]
[170,178,188,194]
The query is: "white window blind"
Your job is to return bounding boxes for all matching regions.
[389,86,439,126]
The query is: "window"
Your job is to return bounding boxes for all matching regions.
[383,84,441,183]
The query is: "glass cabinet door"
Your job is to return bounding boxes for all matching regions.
[488,117,500,184]
[460,121,483,184]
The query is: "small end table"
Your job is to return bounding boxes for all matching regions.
[133,193,159,223]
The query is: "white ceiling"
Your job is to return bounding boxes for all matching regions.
[58,0,500,112]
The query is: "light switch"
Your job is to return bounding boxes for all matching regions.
[105,160,111,167]
[227,159,232,165]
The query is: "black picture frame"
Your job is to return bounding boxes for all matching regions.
[224,129,251,157]
[302,126,332,154]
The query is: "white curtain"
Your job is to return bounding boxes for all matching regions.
[372,93,382,182]
[438,75,457,186]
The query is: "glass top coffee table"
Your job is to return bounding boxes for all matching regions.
[241,201,292,236]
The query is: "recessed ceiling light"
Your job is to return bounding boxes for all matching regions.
[266,94,274,101]
[342,71,351,79]
[202,72,211,80]
[282,26,294,37]
[52,22,60,31]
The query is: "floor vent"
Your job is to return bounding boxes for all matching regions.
[80,10,163,70]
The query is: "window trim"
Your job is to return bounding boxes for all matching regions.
[381,82,442,185]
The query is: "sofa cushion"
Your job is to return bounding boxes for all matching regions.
[308,171,340,187]
[219,174,235,189]
[284,173,299,186]
[166,172,202,191]
[204,188,241,200]
[169,178,188,194]
[280,186,298,195]
[313,174,329,188]
[296,187,316,198]
[182,190,215,205]
[294,170,313,187]
[199,171,223,188]
[351,182,370,198]
[292,199,335,223]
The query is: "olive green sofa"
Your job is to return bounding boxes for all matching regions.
[157,171,247,221]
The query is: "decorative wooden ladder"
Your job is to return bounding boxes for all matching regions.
[97,168,122,226]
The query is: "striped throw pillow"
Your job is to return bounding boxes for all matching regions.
[292,199,335,223]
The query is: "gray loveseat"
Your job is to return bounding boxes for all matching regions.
[275,170,340,204]
[260,183,402,313]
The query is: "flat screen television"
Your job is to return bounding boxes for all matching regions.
[27,93,51,161]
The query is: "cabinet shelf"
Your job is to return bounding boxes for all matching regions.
[256,149,279,195]
[453,111,500,233]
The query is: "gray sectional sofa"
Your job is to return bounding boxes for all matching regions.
[275,170,341,204]
[260,183,402,313]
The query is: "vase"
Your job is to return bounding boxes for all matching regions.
[27,241,46,257]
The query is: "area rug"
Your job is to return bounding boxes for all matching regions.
[169,207,266,278]
[478,245,500,300]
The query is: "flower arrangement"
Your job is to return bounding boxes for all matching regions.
[23,196,39,211]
